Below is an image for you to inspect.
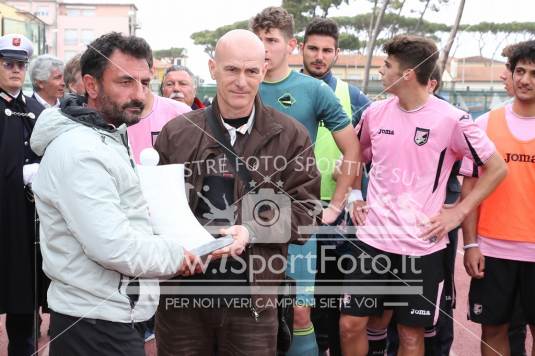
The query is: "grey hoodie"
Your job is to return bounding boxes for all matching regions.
[31,98,184,323]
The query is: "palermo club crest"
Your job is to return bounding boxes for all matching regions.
[414,127,430,146]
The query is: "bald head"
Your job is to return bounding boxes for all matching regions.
[214,29,265,62]
[208,29,267,119]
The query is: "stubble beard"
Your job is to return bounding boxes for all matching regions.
[99,93,145,127]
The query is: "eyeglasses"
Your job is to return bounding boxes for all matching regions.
[1,60,28,71]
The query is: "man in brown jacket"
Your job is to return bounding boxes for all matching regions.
[154,29,321,355]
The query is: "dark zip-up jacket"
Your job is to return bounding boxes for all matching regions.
[155,95,321,311]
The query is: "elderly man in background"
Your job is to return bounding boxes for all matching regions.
[160,65,205,110]
[29,54,64,108]
[63,53,85,96]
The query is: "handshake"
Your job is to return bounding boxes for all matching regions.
[176,225,250,277]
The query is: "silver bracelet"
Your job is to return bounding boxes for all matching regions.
[463,243,479,250]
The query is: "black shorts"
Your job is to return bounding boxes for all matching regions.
[469,256,535,325]
[339,240,445,328]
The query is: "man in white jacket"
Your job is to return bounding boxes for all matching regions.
[30,32,200,355]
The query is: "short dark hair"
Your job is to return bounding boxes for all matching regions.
[508,40,535,72]
[430,65,442,93]
[383,34,438,86]
[64,53,82,93]
[80,32,153,81]
[304,18,339,47]
[501,44,518,70]
[250,6,294,39]
[501,44,518,60]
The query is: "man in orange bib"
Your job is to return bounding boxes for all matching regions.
[461,40,535,356]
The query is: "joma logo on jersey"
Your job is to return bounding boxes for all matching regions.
[414,127,430,146]
[278,93,296,108]
[410,309,431,316]
[504,152,535,163]
[378,128,394,135]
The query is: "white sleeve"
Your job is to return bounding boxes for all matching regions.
[57,152,184,278]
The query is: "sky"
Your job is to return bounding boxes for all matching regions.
[135,0,535,83]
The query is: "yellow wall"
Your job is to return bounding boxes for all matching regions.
[0,2,29,22]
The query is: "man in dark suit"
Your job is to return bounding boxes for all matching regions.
[0,33,45,356]
[29,54,64,109]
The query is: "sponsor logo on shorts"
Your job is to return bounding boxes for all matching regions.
[410,308,431,316]
[473,303,483,315]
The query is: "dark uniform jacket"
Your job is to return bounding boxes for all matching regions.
[0,89,45,314]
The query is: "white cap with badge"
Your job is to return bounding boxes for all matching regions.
[0,34,33,62]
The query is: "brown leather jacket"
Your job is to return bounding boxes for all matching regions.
[154,95,320,311]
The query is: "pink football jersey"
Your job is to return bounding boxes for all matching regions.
[356,95,495,256]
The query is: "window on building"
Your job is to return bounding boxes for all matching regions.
[66,8,81,16]
[64,29,78,46]
[82,8,95,16]
[35,6,49,17]
[81,30,94,45]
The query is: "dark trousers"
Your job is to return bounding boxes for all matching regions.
[431,303,454,356]
[312,240,344,356]
[156,304,278,356]
[5,313,34,356]
[431,227,458,356]
[312,212,355,356]
[48,311,144,356]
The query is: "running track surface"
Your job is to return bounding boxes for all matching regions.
[1,250,532,355]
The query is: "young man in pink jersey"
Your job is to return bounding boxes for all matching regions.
[461,40,535,356]
[339,35,507,356]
